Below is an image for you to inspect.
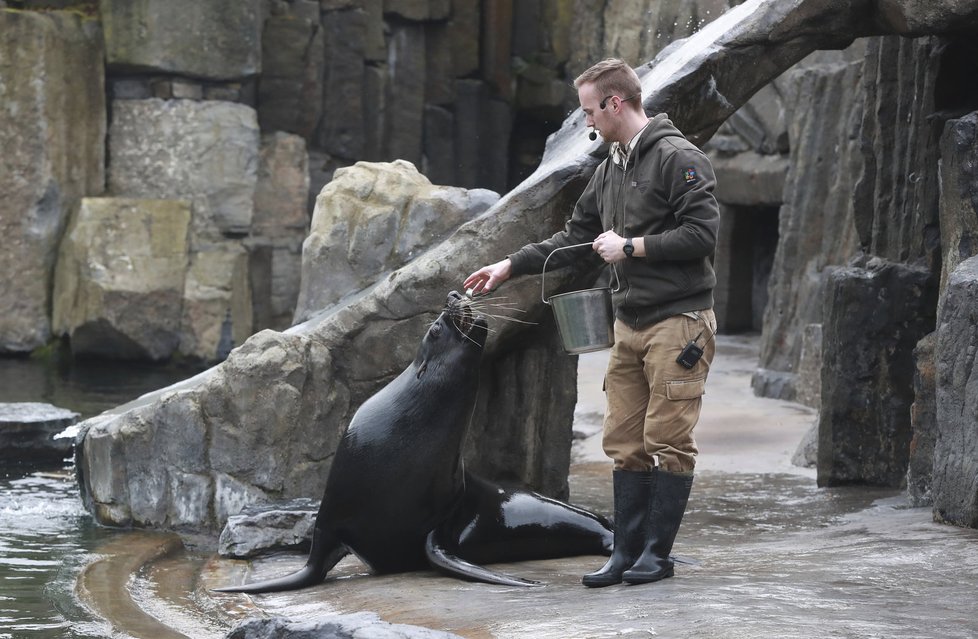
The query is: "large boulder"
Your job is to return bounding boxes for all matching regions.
[293,160,498,323]
[52,198,191,361]
[79,328,346,528]
[0,10,105,353]
[817,257,936,487]
[99,0,262,81]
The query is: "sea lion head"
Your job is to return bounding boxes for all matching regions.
[413,291,488,381]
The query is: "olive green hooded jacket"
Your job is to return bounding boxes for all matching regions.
[508,113,720,329]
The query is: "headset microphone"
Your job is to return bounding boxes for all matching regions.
[588,129,597,141]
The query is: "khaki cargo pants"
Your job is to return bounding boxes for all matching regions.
[602,310,716,473]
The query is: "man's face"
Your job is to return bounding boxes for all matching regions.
[578,81,615,142]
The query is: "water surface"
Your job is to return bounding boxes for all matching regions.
[0,355,200,638]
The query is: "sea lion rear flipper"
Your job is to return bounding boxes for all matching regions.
[212,534,349,594]
[424,531,542,587]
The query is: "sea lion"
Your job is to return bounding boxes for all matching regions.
[215,291,612,593]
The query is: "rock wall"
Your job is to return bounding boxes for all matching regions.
[0,0,754,360]
[752,48,865,397]
[0,10,105,354]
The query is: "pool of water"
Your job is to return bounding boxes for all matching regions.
[0,464,116,639]
[0,355,201,639]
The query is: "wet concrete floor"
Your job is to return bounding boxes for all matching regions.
[99,336,978,638]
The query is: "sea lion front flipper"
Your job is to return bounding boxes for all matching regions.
[424,531,542,587]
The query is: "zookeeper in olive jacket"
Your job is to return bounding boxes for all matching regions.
[463,57,721,588]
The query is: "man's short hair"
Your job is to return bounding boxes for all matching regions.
[574,58,642,105]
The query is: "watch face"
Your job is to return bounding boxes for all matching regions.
[624,240,634,256]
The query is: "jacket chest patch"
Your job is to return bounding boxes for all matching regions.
[682,167,698,184]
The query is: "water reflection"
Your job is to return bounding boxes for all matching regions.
[0,354,200,420]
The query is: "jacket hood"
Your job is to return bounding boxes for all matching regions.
[609,113,684,162]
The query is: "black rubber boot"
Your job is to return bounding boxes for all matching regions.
[582,469,654,588]
[622,470,693,585]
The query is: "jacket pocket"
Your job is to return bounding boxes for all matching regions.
[665,377,706,401]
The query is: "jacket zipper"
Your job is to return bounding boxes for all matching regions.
[617,154,630,313]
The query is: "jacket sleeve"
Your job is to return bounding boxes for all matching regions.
[643,143,720,262]
[508,165,606,277]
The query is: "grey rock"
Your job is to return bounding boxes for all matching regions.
[852,36,943,267]
[932,256,978,527]
[383,0,451,22]
[937,113,978,312]
[875,0,978,34]
[79,329,346,529]
[218,499,317,558]
[0,11,105,353]
[51,198,191,361]
[755,51,864,393]
[0,403,78,463]
[709,151,789,207]
[107,99,259,360]
[906,332,937,507]
[225,613,462,639]
[385,22,426,166]
[100,0,262,81]
[817,258,936,487]
[179,241,253,362]
[258,13,325,140]
[293,161,497,323]
[794,323,823,409]
[249,133,310,331]
[791,421,818,469]
[318,9,368,160]
[108,99,259,241]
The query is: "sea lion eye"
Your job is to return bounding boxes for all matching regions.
[430,322,442,338]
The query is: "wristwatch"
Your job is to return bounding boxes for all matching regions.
[623,238,634,257]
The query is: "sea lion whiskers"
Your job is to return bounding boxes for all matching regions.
[461,295,538,327]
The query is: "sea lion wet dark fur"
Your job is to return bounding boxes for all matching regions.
[215,291,612,593]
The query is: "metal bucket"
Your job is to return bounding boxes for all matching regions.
[542,243,619,354]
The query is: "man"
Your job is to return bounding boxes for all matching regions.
[463,58,719,588]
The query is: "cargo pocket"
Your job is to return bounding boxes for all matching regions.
[665,377,706,401]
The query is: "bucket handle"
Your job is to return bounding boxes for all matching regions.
[541,241,622,305]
